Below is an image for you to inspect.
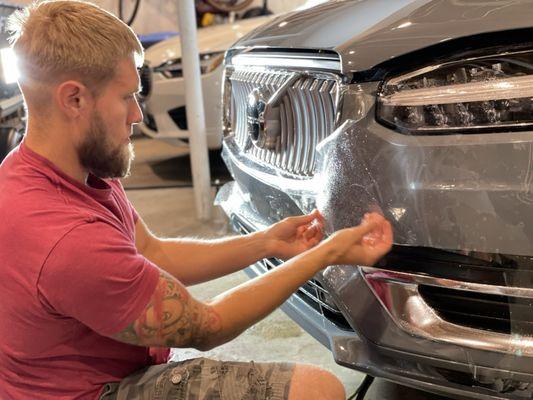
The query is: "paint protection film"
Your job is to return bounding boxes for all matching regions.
[313,118,533,395]
[217,94,533,393]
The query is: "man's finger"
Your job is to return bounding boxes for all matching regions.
[303,225,314,240]
[305,219,325,239]
[288,209,324,227]
[303,224,317,240]
[362,235,377,247]
[379,219,394,247]
[308,237,320,247]
[296,225,307,236]
[313,209,326,225]
[363,220,394,252]
[351,217,384,240]
[362,212,385,225]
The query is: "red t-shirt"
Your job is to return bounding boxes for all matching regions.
[0,143,161,399]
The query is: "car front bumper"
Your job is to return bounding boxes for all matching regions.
[216,129,533,399]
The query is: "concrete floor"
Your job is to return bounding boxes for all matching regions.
[123,137,458,400]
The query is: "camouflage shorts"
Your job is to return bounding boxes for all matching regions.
[99,357,295,400]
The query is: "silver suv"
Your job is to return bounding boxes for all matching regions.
[216,0,533,399]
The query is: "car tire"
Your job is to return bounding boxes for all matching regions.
[0,127,24,161]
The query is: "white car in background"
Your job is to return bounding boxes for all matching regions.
[138,16,274,149]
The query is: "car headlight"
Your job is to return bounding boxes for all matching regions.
[154,51,225,78]
[376,49,533,135]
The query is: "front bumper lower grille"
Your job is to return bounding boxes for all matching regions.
[263,258,352,331]
[420,285,533,335]
[376,246,533,336]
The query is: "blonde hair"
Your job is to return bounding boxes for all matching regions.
[7,0,143,89]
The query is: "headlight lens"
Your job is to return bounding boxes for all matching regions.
[154,51,224,78]
[376,50,533,134]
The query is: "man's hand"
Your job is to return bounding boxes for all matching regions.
[262,209,325,260]
[320,212,393,267]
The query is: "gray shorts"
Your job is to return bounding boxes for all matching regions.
[99,357,295,400]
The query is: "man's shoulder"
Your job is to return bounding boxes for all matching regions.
[0,156,96,246]
[0,150,134,248]
[0,155,68,215]
[0,144,54,193]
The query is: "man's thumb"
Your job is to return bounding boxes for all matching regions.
[352,219,381,239]
[289,210,320,225]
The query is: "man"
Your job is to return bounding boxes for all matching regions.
[0,1,393,399]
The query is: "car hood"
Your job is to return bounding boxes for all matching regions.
[144,16,275,67]
[232,0,533,73]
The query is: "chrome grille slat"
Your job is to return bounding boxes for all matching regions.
[309,80,323,171]
[281,98,292,171]
[239,78,249,146]
[231,70,247,147]
[236,78,248,147]
[323,81,337,140]
[253,66,264,166]
[295,80,308,175]
[227,63,340,177]
[301,79,314,175]
[289,85,301,174]
[272,75,284,168]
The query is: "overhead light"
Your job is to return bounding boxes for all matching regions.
[1,48,18,84]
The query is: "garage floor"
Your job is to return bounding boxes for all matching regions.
[123,136,464,400]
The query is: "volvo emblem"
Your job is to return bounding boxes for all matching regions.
[246,88,281,150]
[246,88,267,144]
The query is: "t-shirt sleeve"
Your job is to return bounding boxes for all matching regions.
[37,221,160,337]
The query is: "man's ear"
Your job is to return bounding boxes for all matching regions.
[55,80,93,119]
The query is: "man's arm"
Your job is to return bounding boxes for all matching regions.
[135,218,270,286]
[112,269,222,349]
[114,237,335,350]
[113,213,392,351]
[135,212,324,286]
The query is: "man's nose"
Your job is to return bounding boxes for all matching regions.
[130,99,143,125]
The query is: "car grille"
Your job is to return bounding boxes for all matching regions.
[419,286,533,335]
[226,66,339,177]
[378,246,533,335]
[139,64,152,98]
[263,258,352,331]
[377,245,532,286]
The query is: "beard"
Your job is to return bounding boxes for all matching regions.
[77,112,135,179]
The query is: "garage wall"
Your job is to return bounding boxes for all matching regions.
[94,0,180,35]
[4,0,314,35]
[3,0,181,34]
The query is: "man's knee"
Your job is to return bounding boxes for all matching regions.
[288,364,345,400]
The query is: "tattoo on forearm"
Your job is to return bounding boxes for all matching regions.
[112,272,222,348]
